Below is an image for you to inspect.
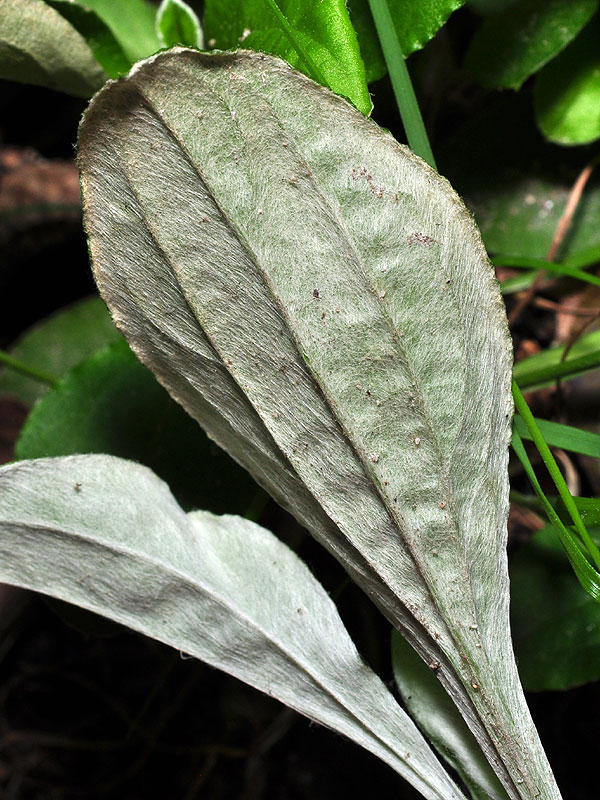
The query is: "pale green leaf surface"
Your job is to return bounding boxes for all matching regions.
[156,0,204,49]
[0,454,466,800]
[76,0,160,63]
[78,49,560,799]
[465,0,598,90]
[202,0,370,114]
[0,297,121,407]
[0,0,106,97]
[511,525,600,689]
[347,0,466,83]
[45,0,132,78]
[534,15,600,145]
[392,631,510,800]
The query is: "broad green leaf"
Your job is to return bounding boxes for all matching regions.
[45,0,132,78]
[392,631,510,800]
[0,455,466,800]
[347,0,386,83]
[79,49,561,800]
[514,416,600,460]
[0,0,106,97]
[157,0,203,49]
[511,524,600,689]
[0,297,121,407]
[203,0,371,114]
[347,0,466,84]
[534,15,600,145]
[440,94,600,260]
[513,330,600,390]
[465,0,598,90]
[76,0,160,64]
[16,339,258,514]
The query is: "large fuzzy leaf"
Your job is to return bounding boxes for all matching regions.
[78,49,561,800]
[0,454,466,800]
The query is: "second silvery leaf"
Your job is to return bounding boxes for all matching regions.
[78,49,562,800]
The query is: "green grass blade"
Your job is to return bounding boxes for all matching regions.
[492,254,600,289]
[515,348,600,388]
[511,428,600,601]
[366,0,436,169]
[514,415,600,459]
[512,380,600,568]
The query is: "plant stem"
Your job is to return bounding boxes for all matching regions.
[261,0,327,86]
[0,349,58,386]
[366,0,436,169]
[512,379,600,569]
[517,349,600,388]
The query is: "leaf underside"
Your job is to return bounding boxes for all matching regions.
[0,455,465,800]
[78,48,561,800]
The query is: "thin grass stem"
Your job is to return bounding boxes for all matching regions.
[366,0,436,169]
[512,380,600,569]
[0,350,58,386]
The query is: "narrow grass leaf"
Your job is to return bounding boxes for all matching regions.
[347,0,465,83]
[511,429,600,601]
[492,254,600,289]
[512,381,600,567]
[513,330,600,390]
[0,454,467,800]
[513,416,600,460]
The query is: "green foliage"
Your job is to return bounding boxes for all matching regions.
[513,329,600,390]
[511,524,600,690]
[15,339,258,513]
[534,14,600,145]
[465,0,598,90]
[348,0,465,82]
[0,0,106,96]
[441,94,600,259]
[202,0,371,113]
[0,297,121,407]
[45,0,132,78]
[156,0,204,49]
[391,631,510,800]
[75,0,160,63]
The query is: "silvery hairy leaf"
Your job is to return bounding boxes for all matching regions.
[78,49,562,800]
[0,455,466,800]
